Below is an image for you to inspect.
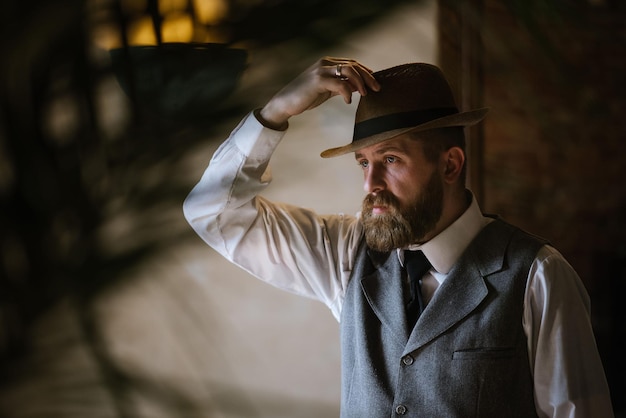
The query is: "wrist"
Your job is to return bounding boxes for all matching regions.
[256,106,289,131]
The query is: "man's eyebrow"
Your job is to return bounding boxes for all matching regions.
[354,145,407,160]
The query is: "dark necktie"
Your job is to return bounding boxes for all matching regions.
[405,250,432,330]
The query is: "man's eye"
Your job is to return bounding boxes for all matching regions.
[358,160,369,168]
[385,156,396,163]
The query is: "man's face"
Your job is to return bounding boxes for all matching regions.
[355,135,443,252]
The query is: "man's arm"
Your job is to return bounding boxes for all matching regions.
[524,245,614,417]
[183,58,378,318]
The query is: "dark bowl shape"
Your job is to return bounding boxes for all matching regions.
[110,43,248,119]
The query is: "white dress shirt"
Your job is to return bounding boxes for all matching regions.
[183,111,614,418]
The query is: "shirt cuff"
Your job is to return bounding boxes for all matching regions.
[231,110,287,161]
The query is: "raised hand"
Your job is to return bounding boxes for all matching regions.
[258,57,381,130]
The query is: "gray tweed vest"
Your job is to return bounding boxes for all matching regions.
[339,218,545,418]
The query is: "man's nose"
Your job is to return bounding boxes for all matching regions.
[363,164,385,194]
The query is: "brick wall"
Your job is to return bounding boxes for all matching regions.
[482,0,626,274]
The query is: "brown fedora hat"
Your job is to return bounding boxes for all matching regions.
[320,63,488,158]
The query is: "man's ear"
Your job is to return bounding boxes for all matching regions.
[442,146,465,183]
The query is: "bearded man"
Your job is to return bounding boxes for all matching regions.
[183,58,613,417]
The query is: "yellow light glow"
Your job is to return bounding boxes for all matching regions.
[161,13,194,43]
[193,0,228,24]
[90,0,233,49]
[127,16,158,45]
[159,0,187,15]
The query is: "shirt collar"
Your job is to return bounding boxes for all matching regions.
[399,191,493,275]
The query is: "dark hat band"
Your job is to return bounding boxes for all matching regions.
[353,107,458,141]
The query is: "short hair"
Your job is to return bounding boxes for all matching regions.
[410,127,467,184]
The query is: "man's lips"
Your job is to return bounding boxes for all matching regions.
[371,205,389,215]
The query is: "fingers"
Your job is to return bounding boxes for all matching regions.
[262,57,380,125]
[321,57,381,104]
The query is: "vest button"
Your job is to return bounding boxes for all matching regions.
[395,404,407,415]
[402,355,414,366]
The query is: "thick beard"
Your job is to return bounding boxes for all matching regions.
[361,172,443,252]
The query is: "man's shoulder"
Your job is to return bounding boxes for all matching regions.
[482,216,549,248]
[467,217,549,273]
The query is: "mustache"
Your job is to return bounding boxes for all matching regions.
[363,191,401,212]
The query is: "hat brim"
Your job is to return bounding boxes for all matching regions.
[320,107,489,158]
